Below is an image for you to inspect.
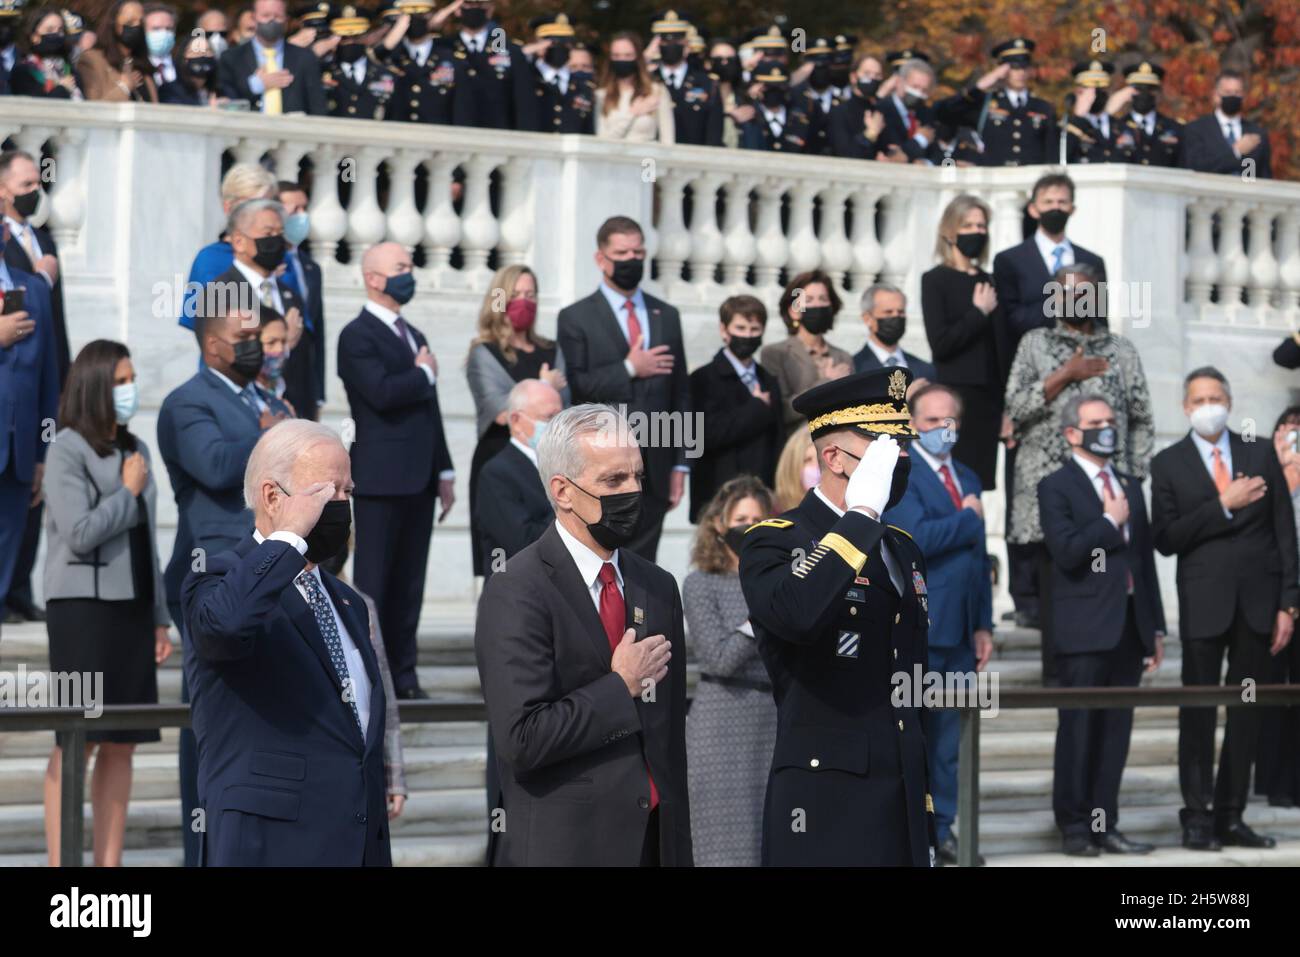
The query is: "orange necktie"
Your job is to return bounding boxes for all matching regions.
[1211,447,1231,494]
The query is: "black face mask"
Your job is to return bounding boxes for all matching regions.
[799,305,833,334]
[337,42,365,62]
[609,257,643,291]
[1038,208,1070,234]
[1078,426,1116,458]
[809,63,831,91]
[1088,90,1108,113]
[255,20,286,44]
[571,481,642,550]
[611,59,638,78]
[1131,91,1156,115]
[186,56,216,79]
[249,233,287,271]
[12,188,40,219]
[711,58,739,84]
[727,334,762,361]
[543,43,570,69]
[460,7,488,31]
[723,524,749,558]
[405,18,430,41]
[229,337,264,381]
[35,33,67,57]
[1219,94,1243,116]
[830,64,851,87]
[842,446,912,511]
[659,42,685,66]
[857,77,880,99]
[874,316,905,346]
[762,87,787,109]
[304,499,353,564]
[955,232,988,259]
[119,24,145,55]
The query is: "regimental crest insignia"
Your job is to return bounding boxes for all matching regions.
[888,369,907,401]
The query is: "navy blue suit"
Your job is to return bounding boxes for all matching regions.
[884,454,991,844]
[182,536,390,866]
[991,238,1107,352]
[285,246,325,411]
[338,307,453,694]
[851,345,936,383]
[0,265,58,605]
[156,365,264,865]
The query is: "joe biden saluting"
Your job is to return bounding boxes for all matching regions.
[475,404,692,866]
[182,420,390,866]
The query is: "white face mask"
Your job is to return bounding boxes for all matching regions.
[113,381,139,425]
[1189,402,1229,438]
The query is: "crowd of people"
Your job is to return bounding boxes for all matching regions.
[0,4,1296,870]
[0,1,1277,177]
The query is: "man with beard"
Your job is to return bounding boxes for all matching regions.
[738,367,938,866]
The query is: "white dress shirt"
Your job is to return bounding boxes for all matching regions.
[864,337,906,369]
[364,299,435,385]
[1071,452,1128,538]
[405,37,434,66]
[555,519,624,611]
[537,61,569,94]
[1089,111,1111,139]
[0,259,13,291]
[460,29,490,54]
[813,486,904,593]
[233,258,284,315]
[1131,109,1156,136]
[1190,428,1235,518]
[760,104,786,138]
[2,216,53,287]
[660,62,687,90]
[1034,228,1075,274]
[509,435,538,467]
[150,54,176,84]
[252,529,373,736]
[1214,108,1242,147]
[341,56,367,83]
[598,280,650,378]
[722,347,758,385]
[914,444,962,497]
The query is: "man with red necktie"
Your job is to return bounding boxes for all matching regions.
[557,216,691,562]
[883,383,993,865]
[474,404,692,866]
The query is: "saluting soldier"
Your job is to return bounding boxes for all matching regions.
[372,1,459,125]
[293,2,334,42]
[525,13,594,134]
[450,0,538,130]
[322,6,397,120]
[1064,60,1124,164]
[935,38,1055,167]
[828,34,857,102]
[738,59,791,152]
[652,9,723,146]
[784,36,840,155]
[1114,61,1183,167]
[738,367,938,867]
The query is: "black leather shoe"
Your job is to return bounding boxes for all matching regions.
[1096,830,1154,855]
[1182,825,1222,851]
[1014,610,1041,630]
[7,596,46,622]
[1000,610,1017,622]
[2,607,21,625]
[1063,834,1101,856]
[1217,821,1276,849]
[1267,795,1296,809]
[397,686,430,700]
[937,835,986,866]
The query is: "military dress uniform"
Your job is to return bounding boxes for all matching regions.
[652,9,724,146]
[322,7,396,119]
[1118,62,1182,167]
[738,368,937,867]
[528,13,594,134]
[1064,60,1122,164]
[935,39,1056,167]
[783,37,839,155]
[450,22,538,130]
[374,37,457,124]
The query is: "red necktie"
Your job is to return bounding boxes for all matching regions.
[623,299,643,350]
[907,110,918,137]
[1098,471,1134,592]
[938,464,962,510]
[597,563,658,809]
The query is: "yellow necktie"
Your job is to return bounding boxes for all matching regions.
[263,46,283,115]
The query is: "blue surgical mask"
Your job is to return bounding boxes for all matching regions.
[527,418,548,450]
[113,382,138,425]
[145,29,174,58]
[261,351,287,381]
[916,424,958,457]
[384,272,416,305]
[283,212,310,247]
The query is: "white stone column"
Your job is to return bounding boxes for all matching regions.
[1216,201,1251,309]
[459,153,502,287]
[654,168,691,290]
[719,174,757,288]
[45,127,88,253]
[1185,199,1220,308]
[423,152,466,276]
[785,180,821,277]
[752,179,788,297]
[305,143,348,267]
[818,184,853,296]
[1277,209,1300,313]
[1246,204,1281,311]
[496,156,534,267]
[686,171,724,297]
[384,148,425,253]
[848,186,884,294]
[343,145,390,261]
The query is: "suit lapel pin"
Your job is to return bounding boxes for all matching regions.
[634,607,645,625]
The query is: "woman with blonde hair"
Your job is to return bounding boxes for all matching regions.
[466,264,569,575]
[921,192,1009,491]
[683,475,777,866]
[595,31,675,143]
[773,426,818,512]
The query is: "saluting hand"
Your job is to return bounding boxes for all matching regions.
[276,481,336,540]
[845,433,900,518]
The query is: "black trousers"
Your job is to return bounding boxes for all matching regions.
[1178,613,1273,821]
[353,486,437,694]
[170,599,201,867]
[640,808,661,867]
[1037,550,1060,686]
[1256,631,1300,804]
[4,499,41,609]
[1053,600,1145,836]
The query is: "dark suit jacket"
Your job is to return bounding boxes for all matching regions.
[182,536,390,866]
[557,288,690,506]
[992,237,1107,349]
[828,94,883,159]
[474,523,692,866]
[4,224,70,385]
[285,246,325,411]
[337,307,453,497]
[0,265,58,483]
[156,367,263,605]
[1039,459,1164,655]
[878,94,940,162]
[1151,431,1299,639]
[475,441,552,577]
[687,349,782,522]
[217,39,326,115]
[852,344,936,382]
[1180,113,1272,179]
[1274,333,1300,370]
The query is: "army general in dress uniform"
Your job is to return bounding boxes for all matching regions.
[322,7,396,120]
[739,367,938,867]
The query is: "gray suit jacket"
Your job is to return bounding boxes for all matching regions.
[466,342,569,439]
[42,428,170,627]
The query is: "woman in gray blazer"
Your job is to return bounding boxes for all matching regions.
[41,340,172,867]
[465,264,569,576]
[684,475,778,866]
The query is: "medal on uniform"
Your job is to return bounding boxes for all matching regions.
[912,570,927,595]
[633,607,645,625]
[854,575,870,586]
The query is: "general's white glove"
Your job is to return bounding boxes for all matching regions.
[844,434,900,516]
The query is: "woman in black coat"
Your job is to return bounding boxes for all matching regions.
[9,6,84,99]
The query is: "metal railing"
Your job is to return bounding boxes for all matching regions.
[3,688,1298,868]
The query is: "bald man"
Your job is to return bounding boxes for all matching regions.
[338,242,454,699]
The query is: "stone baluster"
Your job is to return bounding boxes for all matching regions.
[1216,201,1250,308]
[1246,204,1281,310]
[751,179,788,296]
[342,146,389,262]
[384,149,426,253]
[44,126,87,249]
[879,189,913,288]
[785,180,821,278]
[686,171,724,292]
[818,184,853,295]
[459,153,502,286]
[848,186,884,293]
[654,168,691,287]
[1184,199,1220,307]
[720,173,758,287]
[232,136,272,167]
[1276,209,1300,312]
[424,152,466,273]
[272,141,311,185]
[496,157,534,267]
[304,142,348,267]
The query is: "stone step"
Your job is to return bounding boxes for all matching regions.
[984,656,1183,688]
[978,705,1180,734]
[986,841,1300,867]
[994,626,1183,654]
[979,726,1202,771]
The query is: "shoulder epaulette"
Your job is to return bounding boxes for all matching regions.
[887,524,915,542]
[746,518,794,533]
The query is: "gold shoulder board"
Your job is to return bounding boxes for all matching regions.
[746,519,794,533]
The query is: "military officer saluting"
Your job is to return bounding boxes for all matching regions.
[371,1,459,125]
[784,36,840,155]
[936,38,1056,166]
[738,367,937,867]
[1114,61,1182,167]
[450,0,538,130]
[1064,59,1122,164]
[651,9,723,146]
[738,60,792,152]
[322,6,397,120]
[525,13,594,134]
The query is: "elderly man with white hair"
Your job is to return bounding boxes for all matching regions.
[474,403,692,867]
[181,420,390,866]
